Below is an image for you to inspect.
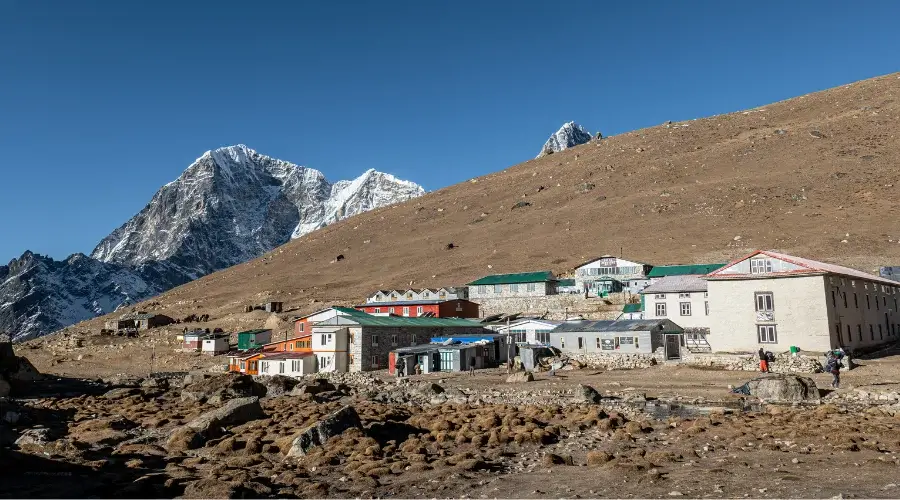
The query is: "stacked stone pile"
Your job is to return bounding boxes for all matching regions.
[563,353,661,370]
[683,352,821,373]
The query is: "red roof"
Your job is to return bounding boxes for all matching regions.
[706,250,898,286]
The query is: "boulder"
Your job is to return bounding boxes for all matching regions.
[417,383,445,395]
[289,378,335,396]
[0,378,10,398]
[256,375,299,397]
[743,375,820,403]
[578,384,602,403]
[286,406,362,456]
[8,357,42,383]
[182,478,256,499]
[506,371,534,383]
[181,373,266,404]
[186,397,266,435]
[103,387,141,400]
[15,427,52,448]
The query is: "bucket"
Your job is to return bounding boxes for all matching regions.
[789,346,799,354]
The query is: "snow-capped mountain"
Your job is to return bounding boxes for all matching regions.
[1,145,424,341]
[92,145,424,279]
[536,122,593,158]
[0,252,177,342]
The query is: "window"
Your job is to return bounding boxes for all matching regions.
[846,325,851,344]
[391,334,398,346]
[879,325,883,339]
[537,331,550,344]
[831,290,836,308]
[858,325,862,342]
[371,356,379,368]
[292,360,301,371]
[391,294,398,301]
[349,333,354,345]
[705,301,709,316]
[289,343,294,351]
[867,295,871,309]
[406,292,413,299]
[656,303,667,317]
[750,258,773,274]
[634,336,640,349]
[416,306,423,315]
[261,362,269,374]
[279,362,285,374]
[402,307,409,316]
[704,292,709,298]
[596,337,602,348]
[423,292,430,298]
[298,322,305,332]
[240,361,246,370]
[320,334,327,346]
[372,335,378,346]
[389,307,395,314]
[843,292,847,308]
[527,283,536,292]
[295,341,301,348]
[439,292,446,299]
[870,325,874,341]
[678,293,691,298]
[478,285,487,294]
[560,338,565,349]
[757,325,777,343]
[510,283,519,293]
[884,296,887,307]
[877,296,880,311]
[494,284,502,294]
[854,293,859,308]
[654,294,665,299]
[374,308,381,313]
[755,292,774,312]
[578,337,584,349]
[680,302,691,316]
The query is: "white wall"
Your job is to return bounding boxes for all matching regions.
[312,326,350,372]
[469,282,555,299]
[643,291,711,329]
[201,338,228,354]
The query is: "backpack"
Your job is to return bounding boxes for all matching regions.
[765,351,775,363]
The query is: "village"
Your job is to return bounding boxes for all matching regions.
[100,249,900,380]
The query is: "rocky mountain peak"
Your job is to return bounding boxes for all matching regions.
[536,121,593,158]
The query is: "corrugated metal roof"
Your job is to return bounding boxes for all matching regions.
[641,275,708,294]
[467,271,555,286]
[647,264,726,278]
[315,309,483,328]
[551,319,678,333]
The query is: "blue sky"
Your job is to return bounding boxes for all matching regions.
[1,0,899,262]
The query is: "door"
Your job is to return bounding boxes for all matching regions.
[665,335,681,360]
[577,337,584,350]
[432,353,441,372]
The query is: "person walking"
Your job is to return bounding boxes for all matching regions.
[469,357,476,376]
[758,347,769,373]
[826,354,843,389]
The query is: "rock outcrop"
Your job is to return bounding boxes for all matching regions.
[740,375,820,403]
[286,406,362,456]
[536,122,593,158]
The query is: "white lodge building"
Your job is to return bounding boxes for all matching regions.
[706,250,900,353]
[574,255,652,296]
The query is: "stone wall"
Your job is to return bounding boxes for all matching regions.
[564,352,664,370]
[681,352,823,373]
[476,294,631,320]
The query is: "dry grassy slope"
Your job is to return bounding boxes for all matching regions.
[55,72,900,338]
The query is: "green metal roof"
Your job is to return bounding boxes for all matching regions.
[333,306,360,314]
[467,271,555,286]
[622,303,642,313]
[237,329,270,337]
[558,278,576,287]
[647,264,726,278]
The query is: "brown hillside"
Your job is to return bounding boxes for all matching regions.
[39,72,900,351]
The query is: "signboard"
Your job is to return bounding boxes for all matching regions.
[597,257,617,267]
[756,312,775,322]
[618,336,634,344]
[600,338,615,350]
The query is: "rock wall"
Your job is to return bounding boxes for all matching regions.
[682,352,822,374]
[476,294,630,320]
[564,352,664,370]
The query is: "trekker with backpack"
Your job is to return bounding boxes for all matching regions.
[825,354,843,389]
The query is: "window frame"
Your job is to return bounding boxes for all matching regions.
[754,292,774,312]
[757,324,777,343]
[680,302,691,316]
[750,258,773,274]
[656,303,667,317]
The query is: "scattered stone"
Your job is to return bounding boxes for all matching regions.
[809,130,826,139]
[578,384,602,403]
[15,427,52,448]
[511,201,532,210]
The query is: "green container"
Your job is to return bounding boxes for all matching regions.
[789,346,799,353]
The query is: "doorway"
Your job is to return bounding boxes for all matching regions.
[664,334,682,360]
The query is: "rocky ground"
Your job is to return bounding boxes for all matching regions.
[4,343,900,498]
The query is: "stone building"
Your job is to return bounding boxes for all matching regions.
[311,309,487,372]
[706,250,900,353]
[467,271,558,299]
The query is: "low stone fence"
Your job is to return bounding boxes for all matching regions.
[476,294,629,320]
[682,352,822,374]
[564,352,664,370]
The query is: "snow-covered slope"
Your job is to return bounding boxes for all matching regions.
[0,252,175,341]
[1,145,423,341]
[536,122,593,158]
[92,145,424,278]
